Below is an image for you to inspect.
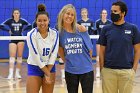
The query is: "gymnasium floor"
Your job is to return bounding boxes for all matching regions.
[0,61,140,93]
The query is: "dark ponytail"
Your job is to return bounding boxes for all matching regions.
[36,4,49,20]
[38,4,46,12]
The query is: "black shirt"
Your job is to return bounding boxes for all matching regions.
[95,19,111,35]
[99,22,140,69]
[0,18,31,36]
[78,19,95,35]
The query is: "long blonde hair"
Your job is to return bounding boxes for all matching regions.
[57,4,77,33]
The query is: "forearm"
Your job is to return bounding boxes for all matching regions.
[58,47,65,62]
[89,50,93,59]
[59,53,65,62]
[41,66,51,77]
[133,51,140,72]
[99,54,104,70]
[133,44,140,72]
[99,45,105,70]
[0,25,9,31]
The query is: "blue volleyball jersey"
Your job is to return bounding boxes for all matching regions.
[95,19,111,35]
[99,22,140,69]
[59,30,93,74]
[0,18,31,36]
[77,19,95,35]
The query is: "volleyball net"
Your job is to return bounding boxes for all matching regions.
[0,35,99,59]
[0,35,99,40]
[0,36,27,40]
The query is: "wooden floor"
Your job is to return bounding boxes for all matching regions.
[0,62,140,93]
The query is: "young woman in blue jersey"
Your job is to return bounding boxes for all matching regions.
[0,9,31,79]
[57,4,94,93]
[26,7,59,93]
[95,9,111,78]
[99,1,140,93]
[77,8,95,35]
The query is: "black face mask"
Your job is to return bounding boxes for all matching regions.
[111,13,120,22]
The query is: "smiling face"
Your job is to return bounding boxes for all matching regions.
[36,14,49,31]
[62,8,75,26]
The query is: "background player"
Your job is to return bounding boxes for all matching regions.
[95,9,111,78]
[77,8,95,35]
[0,9,31,79]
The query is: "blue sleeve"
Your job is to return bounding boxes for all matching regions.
[99,27,107,46]
[48,30,59,65]
[133,25,140,45]
[2,19,11,25]
[21,18,32,31]
[80,31,93,50]
[77,20,81,25]
[21,18,30,25]
[0,25,9,31]
[0,19,11,31]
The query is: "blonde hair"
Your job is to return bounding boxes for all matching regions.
[57,4,77,33]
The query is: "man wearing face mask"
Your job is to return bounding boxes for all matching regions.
[99,1,140,93]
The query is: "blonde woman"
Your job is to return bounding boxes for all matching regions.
[57,4,94,93]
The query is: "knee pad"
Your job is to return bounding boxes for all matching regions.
[9,57,15,63]
[17,57,22,63]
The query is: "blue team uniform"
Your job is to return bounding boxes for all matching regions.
[95,19,111,35]
[77,19,95,35]
[95,19,111,44]
[0,18,31,44]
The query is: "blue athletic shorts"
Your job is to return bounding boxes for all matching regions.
[28,64,56,78]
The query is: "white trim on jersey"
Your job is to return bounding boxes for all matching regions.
[27,28,59,68]
[1,18,11,25]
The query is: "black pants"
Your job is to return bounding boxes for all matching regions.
[65,71,94,93]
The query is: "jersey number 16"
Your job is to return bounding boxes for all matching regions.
[42,48,50,56]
